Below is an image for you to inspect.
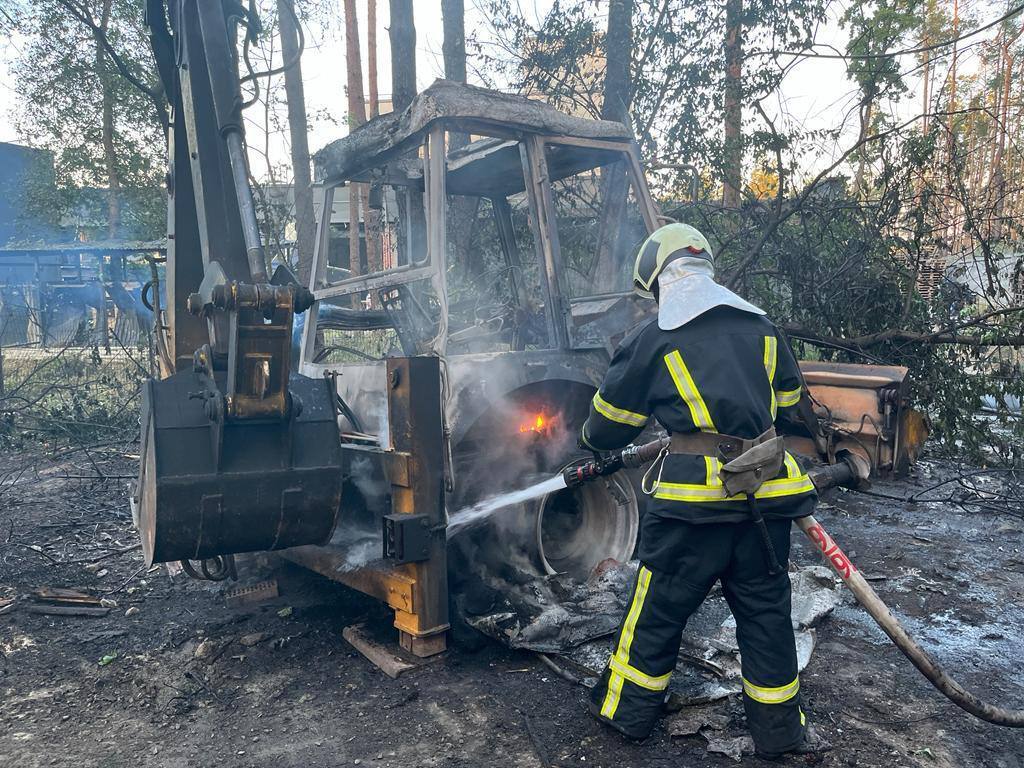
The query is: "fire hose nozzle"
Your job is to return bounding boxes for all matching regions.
[563,454,623,488]
[563,437,670,488]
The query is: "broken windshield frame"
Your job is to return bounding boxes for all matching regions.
[301,124,659,366]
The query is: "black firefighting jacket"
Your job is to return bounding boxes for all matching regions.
[581,305,817,523]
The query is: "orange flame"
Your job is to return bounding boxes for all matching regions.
[519,411,557,435]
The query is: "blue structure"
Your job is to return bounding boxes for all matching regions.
[0,142,60,247]
[0,241,163,347]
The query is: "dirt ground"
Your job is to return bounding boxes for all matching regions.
[2,448,1023,768]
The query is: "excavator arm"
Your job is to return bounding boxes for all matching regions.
[135,0,343,568]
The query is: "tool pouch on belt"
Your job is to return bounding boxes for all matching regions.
[718,436,786,497]
[666,427,786,574]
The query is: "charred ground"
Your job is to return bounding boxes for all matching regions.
[1,448,1022,768]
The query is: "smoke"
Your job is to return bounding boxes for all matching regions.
[332,529,386,573]
[444,381,598,609]
[366,399,391,448]
[450,386,582,509]
[327,455,385,573]
[325,374,600,593]
[349,455,387,509]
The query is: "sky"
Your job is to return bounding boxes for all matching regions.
[0,0,992,184]
[0,0,503,170]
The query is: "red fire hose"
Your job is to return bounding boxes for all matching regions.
[581,439,1024,727]
[795,513,1024,727]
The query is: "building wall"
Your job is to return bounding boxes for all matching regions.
[0,142,58,246]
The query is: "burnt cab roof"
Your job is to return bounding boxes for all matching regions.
[314,80,636,197]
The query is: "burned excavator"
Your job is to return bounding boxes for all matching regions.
[134,0,1023,728]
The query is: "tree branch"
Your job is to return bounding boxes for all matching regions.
[724,107,997,290]
[783,305,1024,349]
[55,0,169,134]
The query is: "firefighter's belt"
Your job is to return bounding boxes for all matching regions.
[669,428,785,497]
[668,427,777,460]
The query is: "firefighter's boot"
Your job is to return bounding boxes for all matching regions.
[755,726,833,760]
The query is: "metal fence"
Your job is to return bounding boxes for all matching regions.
[0,326,154,450]
[0,284,151,350]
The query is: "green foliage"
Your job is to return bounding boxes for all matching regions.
[4,0,1022,464]
[843,0,921,100]
[632,0,827,182]
[476,0,829,194]
[9,0,166,240]
[0,347,150,450]
[670,125,1024,462]
[475,1,604,115]
[470,0,1024,461]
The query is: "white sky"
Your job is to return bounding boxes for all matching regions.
[0,0,994,184]
[0,1,499,172]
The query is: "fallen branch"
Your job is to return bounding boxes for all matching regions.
[784,323,1024,349]
[59,543,141,566]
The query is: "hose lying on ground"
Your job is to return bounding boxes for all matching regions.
[795,514,1024,727]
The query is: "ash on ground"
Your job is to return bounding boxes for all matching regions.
[460,557,839,707]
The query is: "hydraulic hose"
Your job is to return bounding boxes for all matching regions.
[579,436,1024,727]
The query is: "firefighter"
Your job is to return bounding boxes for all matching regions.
[580,223,830,758]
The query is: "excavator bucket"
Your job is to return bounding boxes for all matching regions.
[136,370,343,566]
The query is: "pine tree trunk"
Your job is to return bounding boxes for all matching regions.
[389,0,417,111]
[441,0,478,277]
[368,0,379,117]
[97,0,120,238]
[278,0,317,285]
[722,0,743,208]
[921,54,930,134]
[441,0,468,150]
[365,0,382,271]
[343,0,368,275]
[948,0,959,129]
[601,0,632,124]
[344,0,367,127]
[993,48,1016,235]
[593,0,633,290]
[389,0,424,265]
[947,0,959,249]
[854,100,873,195]
[441,0,466,84]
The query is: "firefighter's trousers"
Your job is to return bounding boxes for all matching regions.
[589,515,806,753]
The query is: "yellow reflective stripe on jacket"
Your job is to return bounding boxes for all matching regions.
[652,452,814,503]
[763,335,778,419]
[600,566,653,719]
[753,475,815,499]
[743,675,800,705]
[653,483,732,502]
[776,386,801,408]
[664,350,716,431]
[704,455,717,486]
[592,392,648,428]
[608,656,671,692]
[783,452,800,478]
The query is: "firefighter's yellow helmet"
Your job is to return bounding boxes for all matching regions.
[632,223,714,299]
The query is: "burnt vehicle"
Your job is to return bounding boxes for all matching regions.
[135,0,923,658]
[297,81,662,588]
[292,81,927,636]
